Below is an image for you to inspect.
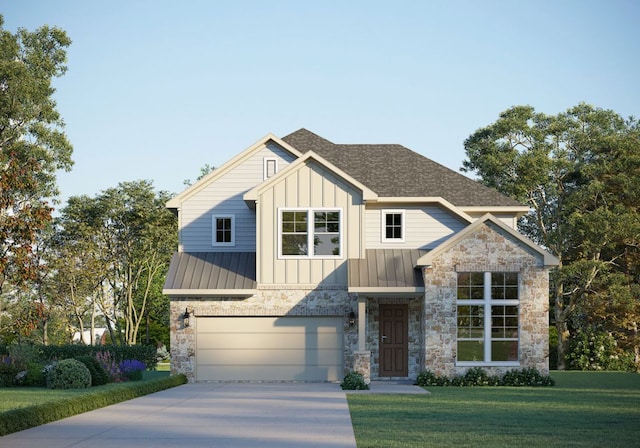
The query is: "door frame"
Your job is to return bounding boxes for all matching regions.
[378,304,409,377]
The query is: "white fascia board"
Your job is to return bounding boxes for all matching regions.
[458,205,530,217]
[167,133,303,209]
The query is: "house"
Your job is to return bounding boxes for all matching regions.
[163,129,558,383]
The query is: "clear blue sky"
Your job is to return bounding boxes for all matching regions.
[3,0,639,208]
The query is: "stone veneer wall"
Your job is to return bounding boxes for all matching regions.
[170,287,358,382]
[422,222,550,376]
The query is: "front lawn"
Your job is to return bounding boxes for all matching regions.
[348,371,640,448]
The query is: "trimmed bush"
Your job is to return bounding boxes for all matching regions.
[74,356,109,386]
[341,372,369,390]
[47,359,92,389]
[40,344,158,370]
[0,374,188,436]
[416,367,554,387]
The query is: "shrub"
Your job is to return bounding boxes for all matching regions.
[568,329,636,372]
[40,344,158,370]
[0,358,20,387]
[95,350,123,382]
[416,369,450,387]
[75,356,110,386]
[416,367,554,388]
[119,359,146,381]
[8,344,43,370]
[47,358,92,389]
[14,362,46,387]
[501,368,555,387]
[340,372,369,390]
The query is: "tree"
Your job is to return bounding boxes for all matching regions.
[462,104,640,369]
[0,16,73,293]
[55,181,177,346]
[183,163,215,186]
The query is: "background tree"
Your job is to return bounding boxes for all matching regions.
[462,103,640,369]
[54,181,177,346]
[0,16,73,294]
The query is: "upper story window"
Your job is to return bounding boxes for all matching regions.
[456,272,519,365]
[212,214,235,246]
[279,208,341,258]
[264,157,278,180]
[382,209,405,242]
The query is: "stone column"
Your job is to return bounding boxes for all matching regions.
[353,350,371,384]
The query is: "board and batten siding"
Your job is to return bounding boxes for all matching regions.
[257,161,364,286]
[365,205,467,250]
[178,143,296,252]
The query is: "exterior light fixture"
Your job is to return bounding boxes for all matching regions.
[348,311,356,328]
[183,308,191,327]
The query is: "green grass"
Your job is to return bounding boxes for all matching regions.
[0,370,170,413]
[348,371,640,448]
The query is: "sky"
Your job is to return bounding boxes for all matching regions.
[2,0,639,209]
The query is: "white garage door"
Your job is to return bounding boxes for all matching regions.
[195,317,344,381]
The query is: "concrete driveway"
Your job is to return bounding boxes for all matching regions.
[0,383,357,448]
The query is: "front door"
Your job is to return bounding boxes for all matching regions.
[379,304,408,377]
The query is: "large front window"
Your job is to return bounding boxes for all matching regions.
[457,272,519,364]
[280,208,341,258]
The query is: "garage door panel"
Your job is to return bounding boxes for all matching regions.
[197,364,343,382]
[197,332,342,350]
[195,317,343,381]
[197,348,343,365]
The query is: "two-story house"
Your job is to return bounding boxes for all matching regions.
[163,129,558,383]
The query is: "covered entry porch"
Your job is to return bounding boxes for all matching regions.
[348,249,427,382]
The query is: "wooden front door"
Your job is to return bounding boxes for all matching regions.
[379,304,408,377]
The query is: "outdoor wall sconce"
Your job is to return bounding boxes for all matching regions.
[348,311,356,328]
[183,308,191,327]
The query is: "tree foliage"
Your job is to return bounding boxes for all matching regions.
[53,181,177,346]
[463,103,640,369]
[0,16,73,292]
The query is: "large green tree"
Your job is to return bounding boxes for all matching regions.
[55,181,177,346]
[462,104,640,369]
[0,16,73,293]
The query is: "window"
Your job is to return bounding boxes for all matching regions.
[280,208,341,258]
[457,272,519,364]
[212,214,235,246]
[264,157,278,180]
[382,210,404,242]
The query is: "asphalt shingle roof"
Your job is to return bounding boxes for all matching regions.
[282,128,522,207]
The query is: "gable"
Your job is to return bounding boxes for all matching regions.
[417,214,559,268]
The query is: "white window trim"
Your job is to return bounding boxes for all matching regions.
[381,209,405,243]
[277,207,343,259]
[456,272,520,367]
[212,214,235,247]
[263,157,278,180]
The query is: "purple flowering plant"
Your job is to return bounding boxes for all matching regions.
[119,359,146,381]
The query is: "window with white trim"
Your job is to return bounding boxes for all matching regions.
[264,157,278,180]
[212,214,235,246]
[456,272,519,364]
[382,209,405,242]
[279,208,341,258]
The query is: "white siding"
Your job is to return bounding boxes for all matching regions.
[179,143,296,252]
[365,205,467,249]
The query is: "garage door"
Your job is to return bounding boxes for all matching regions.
[195,317,344,381]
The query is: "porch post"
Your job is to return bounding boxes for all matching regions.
[358,296,366,351]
